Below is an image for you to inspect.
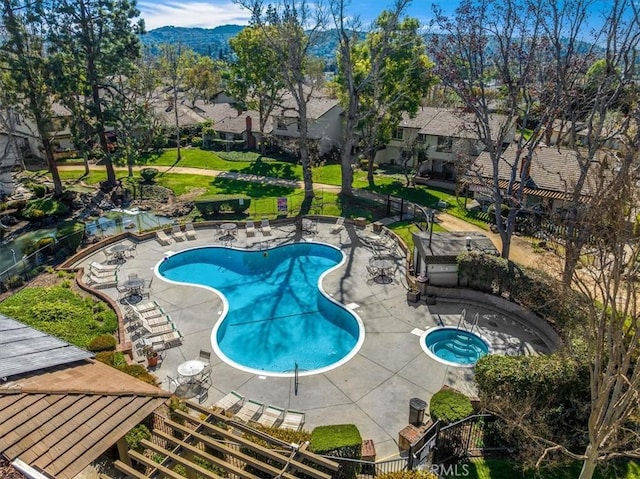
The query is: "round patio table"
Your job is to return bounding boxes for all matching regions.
[177,359,206,381]
[109,244,130,263]
[370,258,394,283]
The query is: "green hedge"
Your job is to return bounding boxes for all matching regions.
[194,195,251,216]
[87,334,117,352]
[456,252,587,331]
[429,389,473,425]
[310,424,362,479]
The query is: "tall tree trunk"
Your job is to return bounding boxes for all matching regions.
[340,92,358,196]
[82,151,90,177]
[173,85,181,162]
[578,445,599,479]
[43,138,63,196]
[93,82,116,186]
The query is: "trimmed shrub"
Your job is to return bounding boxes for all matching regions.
[191,136,203,148]
[429,388,473,425]
[36,237,55,256]
[87,334,116,352]
[32,184,47,198]
[194,195,251,217]
[140,167,159,183]
[377,471,438,479]
[310,424,362,479]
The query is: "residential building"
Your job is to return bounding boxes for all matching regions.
[374,107,515,182]
[465,143,605,212]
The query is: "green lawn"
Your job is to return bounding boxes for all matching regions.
[0,280,117,349]
[53,149,493,228]
[388,220,447,252]
[446,459,640,479]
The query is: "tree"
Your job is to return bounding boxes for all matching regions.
[227,25,285,155]
[157,44,196,165]
[184,54,222,107]
[0,0,63,196]
[107,54,165,176]
[49,0,144,187]
[238,0,328,200]
[430,0,639,265]
[337,11,434,186]
[330,0,417,196]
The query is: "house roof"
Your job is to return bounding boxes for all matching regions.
[470,143,605,197]
[275,90,341,119]
[0,360,170,479]
[0,315,93,379]
[413,231,498,263]
[399,107,513,141]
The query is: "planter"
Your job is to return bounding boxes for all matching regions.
[407,290,421,303]
[147,353,159,367]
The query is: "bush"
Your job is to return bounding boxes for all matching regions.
[36,237,55,256]
[195,195,251,217]
[87,334,116,352]
[125,424,151,453]
[140,167,159,183]
[3,275,24,290]
[310,424,362,479]
[32,184,47,198]
[429,388,473,424]
[22,198,68,219]
[191,136,203,148]
[377,471,437,479]
[56,221,84,254]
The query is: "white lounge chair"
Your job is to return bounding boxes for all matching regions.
[85,272,118,289]
[281,409,305,431]
[245,220,256,237]
[234,399,264,423]
[331,216,345,233]
[134,301,161,313]
[185,222,197,240]
[171,224,186,242]
[256,405,284,428]
[260,218,271,236]
[155,230,173,246]
[89,261,119,273]
[214,391,245,412]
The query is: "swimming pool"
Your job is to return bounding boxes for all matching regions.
[156,243,364,377]
[421,327,490,367]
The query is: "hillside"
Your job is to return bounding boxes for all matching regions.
[141,25,245,58]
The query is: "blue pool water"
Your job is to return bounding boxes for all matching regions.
[422,327,490,367]
[157,243,363,376]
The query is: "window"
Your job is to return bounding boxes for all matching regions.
[276,117,288,130]
[436,136,453,152]
[417,133,428,143]
[392,127,404,141]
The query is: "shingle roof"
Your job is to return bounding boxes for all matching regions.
[471,143,604,196]
[0,361,170,479]
[399,107,512,140]
[0,315,93,380]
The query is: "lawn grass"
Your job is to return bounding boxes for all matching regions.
[0,279,117,349]
[446,458,640,479]
[387,220,447,252]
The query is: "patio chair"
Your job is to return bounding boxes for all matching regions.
[234,399,264,423]
[89,261,119,273]
[281,409,305,431]
[155,229,173,246]
[85,272,118,289]
[197,349,211,366]
[171,224,186,242]
[214,391,245,413]
[245,220,256,237]
[133,301,161,313]
[139,316,176,337]
[185,222,197,240]
[146,330,183,351]
[260,218,272,236]
[256,405,284,428]
[125,244,137,258]
[331,216,345,233]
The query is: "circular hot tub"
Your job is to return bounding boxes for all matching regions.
[421,327,491,367]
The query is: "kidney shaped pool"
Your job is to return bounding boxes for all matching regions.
[156,243,364,377]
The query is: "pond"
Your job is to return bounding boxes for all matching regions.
[84,208,172,238]
[0,209,171,277]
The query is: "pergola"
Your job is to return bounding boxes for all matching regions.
[115,401,339,479]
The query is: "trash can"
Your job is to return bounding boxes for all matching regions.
[409,397,427,426]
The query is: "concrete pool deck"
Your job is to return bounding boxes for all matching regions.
[73,219,553,460]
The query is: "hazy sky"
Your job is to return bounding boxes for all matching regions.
[137,0,442,30]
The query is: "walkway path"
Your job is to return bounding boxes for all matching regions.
[58,164,538,267]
